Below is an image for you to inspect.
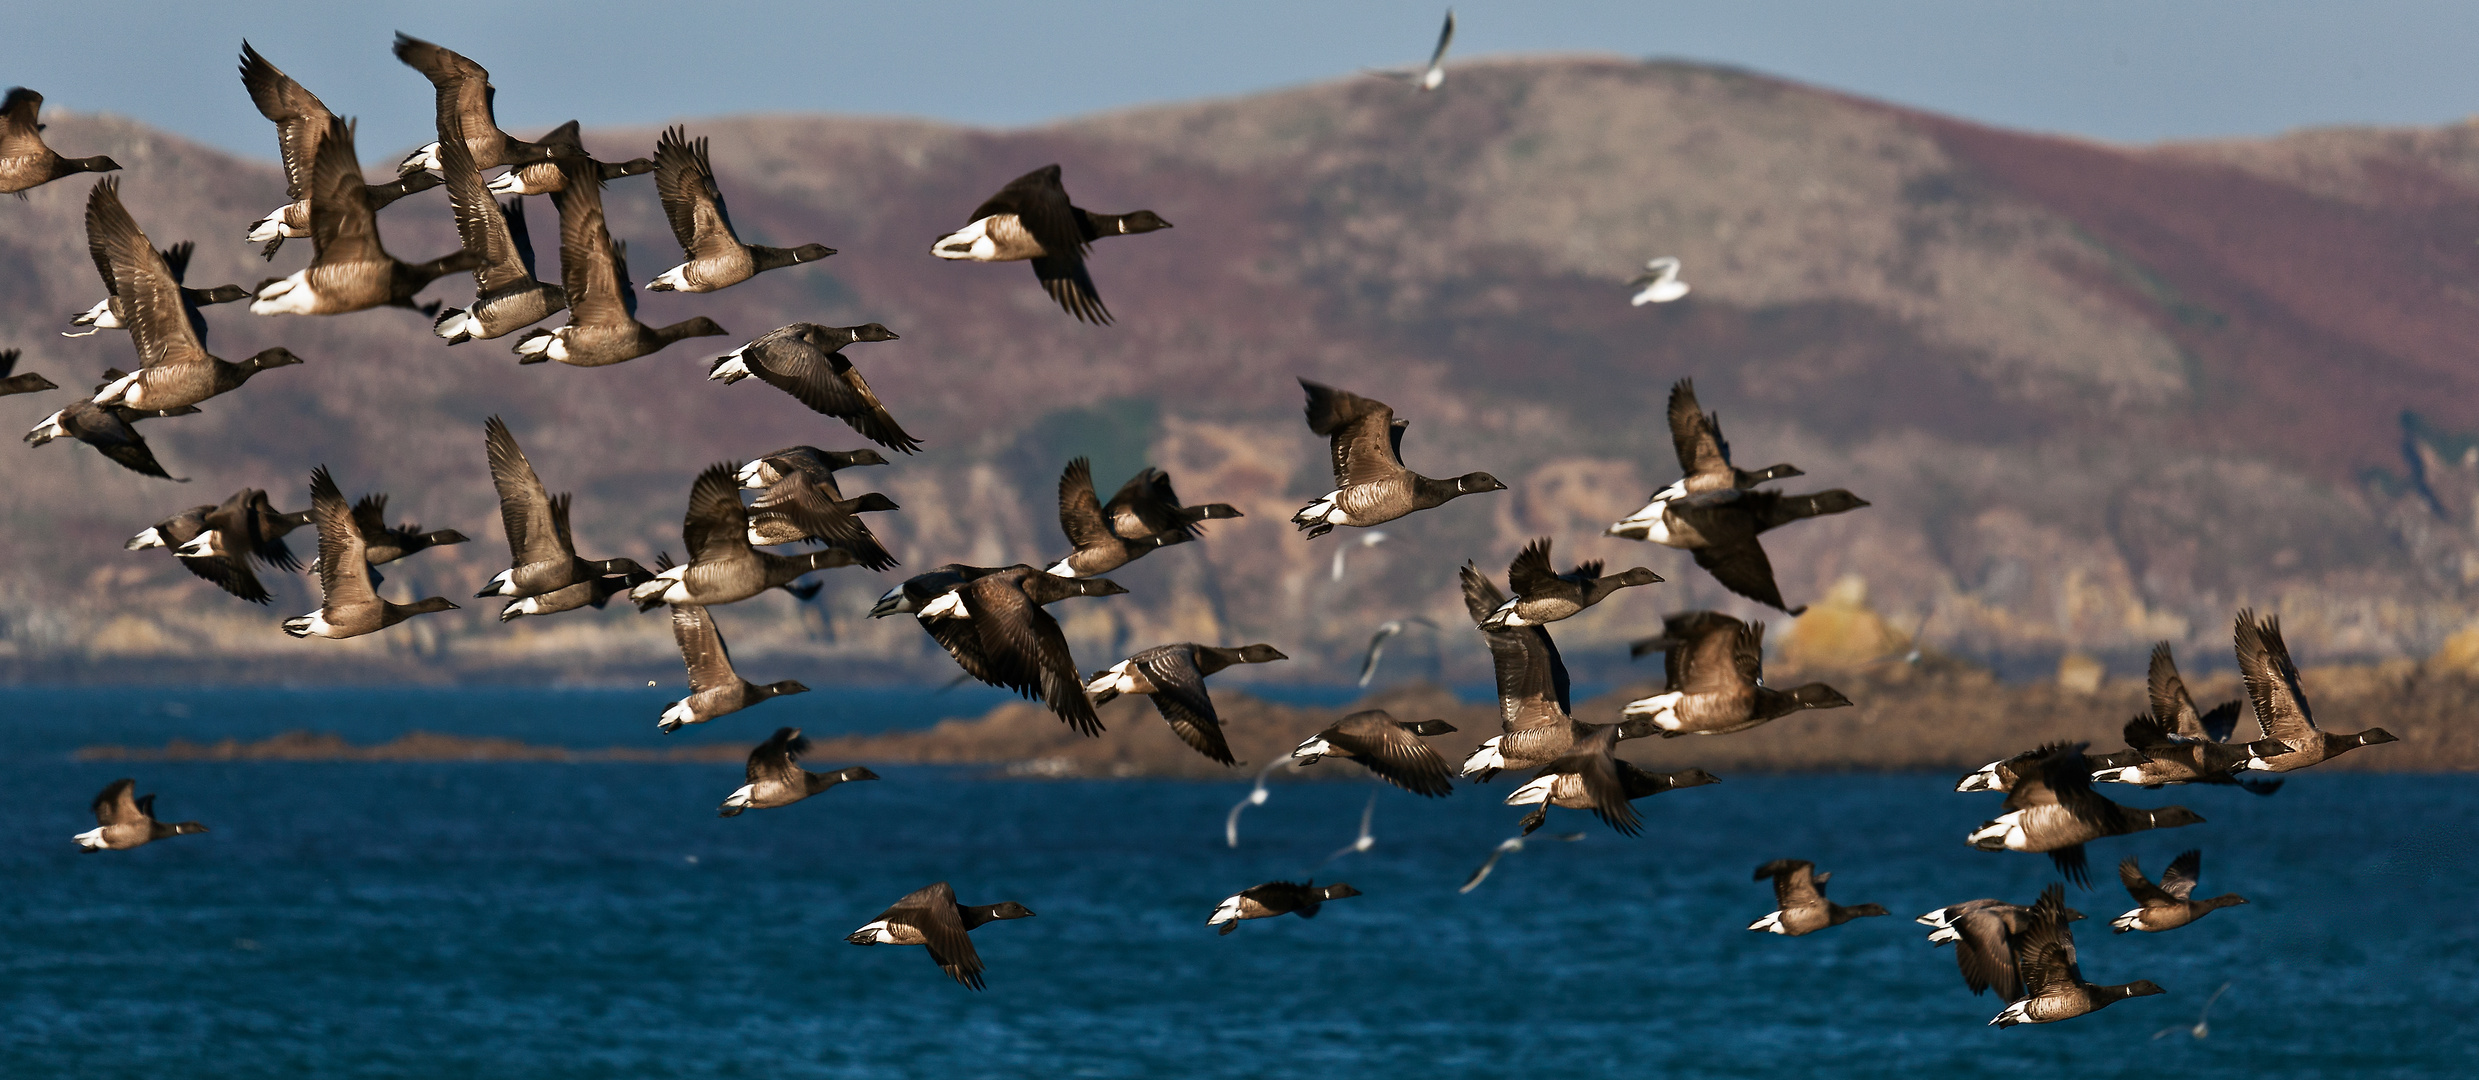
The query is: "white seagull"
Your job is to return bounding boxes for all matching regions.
[1629,257,1690,305]
[1368,9,1456,92]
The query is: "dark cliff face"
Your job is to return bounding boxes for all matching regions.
[5,57,2477,683]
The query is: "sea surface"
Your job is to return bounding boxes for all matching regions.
[3,687,2472,1079]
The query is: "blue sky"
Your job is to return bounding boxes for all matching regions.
[8,1,2478,160]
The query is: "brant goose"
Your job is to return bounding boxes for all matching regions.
[1966,742,2204,885]
[157,488,311,602]
[24,381,194,480]
[1,88,119,196]
[1992,885,2165,1027]
[1618,379,1804,508]
[930,164,1171,324]
[1628,256,1689,305]
[1356,615,1435,688]
[131,502,276,604]
[629,464,859,610]
[744,472,898,570]
[66,239,248,339]
[498,568,650,621]
[83,184,302,411]
[846,881,1033,990]
[73,778,204,852]
[0,350,56,396]
[1502,723,1721,836]
[511,158,726,365]
[659,604,807,731]
[870,563,1008,619]
[487,120,653,196]
[348,492,468,567]
[1456,562,1654,780]
[1105,466,1239,542]
[1049,458,1179,577]
[238,43,440,259]
[249,118,484,317]
[1607,380,1850,612]
[1460,831,1587,893]
[1209,880,1361,934]
[2233,609,2398,772]
[477,416,648,600]
[648,126,834,292]
[2094,642,2278,793]
[912,565,1127,733]
[1291,709,1457,796]
[1481,537,1660,628]
[708,323,918,452]
[1918,896,2083,1000]
[1747,859,1888,935]
[389,34,573,177]
[430,108,565,344]
[1365,9,1454,91]
[1622,611,1851,735]
[718,726,876,815]
[282,467,458,639]
[1084,642,1289,765]
[2113,850,2246,933]
[1290,380,1503,538]
[739,446,890,489]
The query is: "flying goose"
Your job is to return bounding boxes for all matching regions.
[1607,380,1850,612]
[486,120,653,196]
[1991,885,2165,1027]
[912,565,1127,734]
[1917,897,2083,1001]
[630,464,858,610]
[73,778,204,851]
[1291,380,1504,538]
[389,33,573,177]
[2233,609,2398,773]
[1966,742,2204,885]
[707,323,917,452]
[476,416,647,600]
[156,488,311,603]
[24,380,194,480]
[66,239,247,339]
[930,164,1171,324]
[1084,642,1289,765]
[1622,612,1851,736]
[846,881,1034,990]
[429,107,565,344]
[1,87,119,196]
[869,563,1009,619]
[2093,642,2277,793]
[0,350,56,396]
[511,157,726,365]
[1103,466,1240,542]
[84,183,303,411]
[1747,859,1888,935]
[2113,850,2246,933]
[249,118,484,317]
[129,503,270,603]
[738,445,891,490]
[1208,880,1361,935]
[1291,709,1458,796]
[1364,9,1455,91]
[282,466,458,639]
[1628,256,1689,305]
[1455,562,1650,780]
[647,126,834,292]
[1621,379,1803,507]
[1502,723,1721,836]
[718,726,876,815]
[496,565,652,622]
[1481,537,1659,628]
[347,492,468,567]
[658,605,808,732]
[743,471,898,570]
[237,43,440,259]
[1046,458,1178,577]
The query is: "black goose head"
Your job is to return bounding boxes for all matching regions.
[1454,472,1507,495]
[1667,767,1723,789]
[2147,806,2207,829]
[1609,567,1663,587]
[1317,883,1362,900]
[843,322,899,344]
[1113,210,1173,234]
[1235,644,1289,664]
[1400,719,1457,737]
[172,821,208,834]
[2201,893,2249,911]
[246,347,304,371]
[195,284,253,304]
[2105,980,2168,1003]
[399,597,460,615]
[757,679,811,699]
[847,493,900,513]
[70,155,123,175]
[783,243,837,263]
[2349,728,2399,748]
[668,317,730,339]
[1784,683,1853,710]
[1836,903,1891,921]
[827,448,891,469]
[981,901,1035,920]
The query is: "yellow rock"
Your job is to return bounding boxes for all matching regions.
[87,615,182,657]
[2427,621,2479,676]
[2056,652,2105,694]
[1780,575,1907,671]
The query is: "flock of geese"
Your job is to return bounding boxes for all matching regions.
[10,16,2397,1017]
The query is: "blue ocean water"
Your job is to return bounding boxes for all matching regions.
[3,688,2472,1078]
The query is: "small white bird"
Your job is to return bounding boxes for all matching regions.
[1629,257,1690,305]
[1460,831,1586,893]
[1367,9,1456,92]
[2153,981,2232,1039]
[1330,529,1390,582]
[1313,795,1379,873]
[1357,616,1437,688]
[1225,758,1297,848]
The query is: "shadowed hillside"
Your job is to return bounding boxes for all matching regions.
[6,56,2479,688]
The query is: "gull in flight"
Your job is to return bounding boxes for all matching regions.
[1367,9,1456,91]
[2153,981,2233,1039]
[1330,529,1390,582]
[1312,794,1379,874]
[1358,616,1438,687]
[1225,758,1300,847]
[1629,257,1690,305]
[1460,831,1586,893]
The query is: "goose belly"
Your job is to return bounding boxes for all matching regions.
[1208,894,1250,925]
[1459,736,1507,777]
[1291,735,1339,762]
[931,215,1043,262]
[249,270,319,315]
[1620,691,1686,730]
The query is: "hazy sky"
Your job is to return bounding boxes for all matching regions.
[9,1,2478,161]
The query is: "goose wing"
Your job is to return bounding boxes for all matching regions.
[961,575,1101,736]
[671,604,740,694]
[1667,379,1736,492]
[549,160,629,327]
[1301,382,1404,490]
[1691,536,1793,613]
[1506,537,1581,604]
[1,88,46,163]
[975,166,1105,324]
[484,416,570,567]
[1135,645,1232,764]
[1329,711,1453,796]
[1056,458,1117,554]
[1547,747,1641,835]
[1673,615,1756,697]
[1949,907,2025,1000]
[73,404,180,480]
[682,463,753,564]
[1755,859,1822,909]
[2118,857,2174,906]
[307,118,385,267]
[2159,849,2202,900]
[238,43,332,202]
[436,108,529,293]
[176,541,274,604]
[654,127,741,260]
[308,466,376,611]
[885,882,986,990]
[2013,886,2081,997]
[2234,609,2318,749]
[744,725,808,787]
[392,34,495,159]
[744,336,921,454]
[1460,564,1571,726]
[2146,643,2209,740]
[92,778,142,826]
[747,472,895,570]
[87,181,208,372]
